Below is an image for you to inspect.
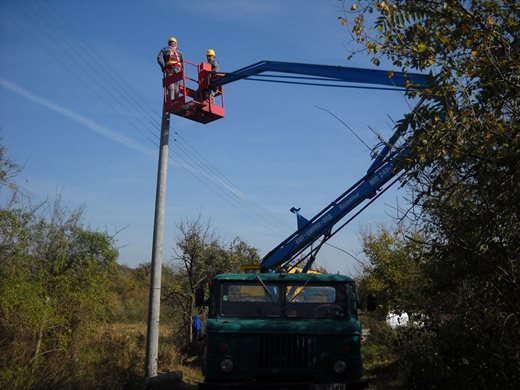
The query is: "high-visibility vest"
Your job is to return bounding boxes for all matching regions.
[166,46,182,69]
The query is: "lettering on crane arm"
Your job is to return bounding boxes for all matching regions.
[292,164,393,247]
[295,214,333,245]
[338,193,361,211]
[368,165,393,187]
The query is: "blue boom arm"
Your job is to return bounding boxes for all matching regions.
[261,148,407,272]
[207,60,426,272]
[211,60,427,90]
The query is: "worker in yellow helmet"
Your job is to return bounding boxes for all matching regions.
[206,49,219,72]
[157,37,184,100]
[204,49,219,101]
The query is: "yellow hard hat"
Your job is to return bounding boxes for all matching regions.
[206,49,216,57]
[168,37,177,44]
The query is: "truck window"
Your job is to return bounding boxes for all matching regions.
[220,282,281,318]
[285,284,347,319]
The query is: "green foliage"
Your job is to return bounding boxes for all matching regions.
[359,226,426,316]
[359,223,520,388]
[0,197,118,388]
[341,1,520,387]
[109,263,180,325]
[1,144,258,387]
[361,317,404,390]
[164,217,260,345]
[110,264,151,323]
[0,139,19,194]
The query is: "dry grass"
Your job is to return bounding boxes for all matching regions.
[107,322,174,337]
[174,364,204,385]
[100,323,204,388]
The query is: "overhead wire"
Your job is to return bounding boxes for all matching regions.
[168,151,285,236]
[314,105,372,150]
[172,138,290,235]
[35,0,303,238]
[4,1,400,265]
[6,2,160,148]
[29,0,298,237]
[323,242,365,268]
[34,0,164,124]
[3,1,294,238]
[174,132,294,232]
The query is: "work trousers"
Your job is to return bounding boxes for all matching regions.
[165,67,181,101]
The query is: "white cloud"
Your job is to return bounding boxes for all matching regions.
[0,78,156,157]
[0,78,257,205]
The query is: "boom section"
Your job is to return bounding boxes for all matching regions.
[211,61,427,90]
[260,149,405,271]
[208,60,426,272]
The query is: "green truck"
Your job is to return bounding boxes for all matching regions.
[197,272,374,389]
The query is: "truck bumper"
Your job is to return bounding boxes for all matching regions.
[199,380,368,390]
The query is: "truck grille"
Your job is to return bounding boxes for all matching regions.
[259,334,315,369]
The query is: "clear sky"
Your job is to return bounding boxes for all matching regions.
[0,0,415,275]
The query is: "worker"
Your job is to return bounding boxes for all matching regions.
[205,48,219,72]
[157,37,183,100]
[204,48,219,101]
[191,315,203,341]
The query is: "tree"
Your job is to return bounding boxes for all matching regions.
[359,225,425,316]
[0,139,18,186]
[340,1,519,387]
[164,217,259,344]
[0,138,20,205]
[0,197,118,388]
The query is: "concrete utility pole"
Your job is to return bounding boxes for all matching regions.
[145,105,170,378]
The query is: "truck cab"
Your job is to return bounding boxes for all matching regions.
[199,272,367,389]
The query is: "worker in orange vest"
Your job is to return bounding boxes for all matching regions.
[157,37,184,100]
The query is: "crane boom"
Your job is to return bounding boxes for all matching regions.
[206,59,427,272]
[261,148,406,271]
[211,60,427,90]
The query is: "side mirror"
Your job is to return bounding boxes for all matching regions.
[195,288,205,307]
[367,293,377,312]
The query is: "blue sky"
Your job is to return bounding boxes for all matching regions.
[0,0,415,275]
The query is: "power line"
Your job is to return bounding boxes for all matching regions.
[174,132,293,232]
[7,2,160,147]
[34,0,164,123]
[4,1,380,265]
[169,151,284,237]
[172,138,291,236]
[26,0,295,235]
[324,242,365,268]
[5,2,280,232]
[28,0,292,232]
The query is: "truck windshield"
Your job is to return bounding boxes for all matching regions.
[286,284,347,319]
[219,282,348,319]
[220,282,281,317]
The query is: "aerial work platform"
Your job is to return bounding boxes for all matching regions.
[162,60,225,124]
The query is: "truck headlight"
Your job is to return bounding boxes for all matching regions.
[220,358,234,373]
[333,360,347,374]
